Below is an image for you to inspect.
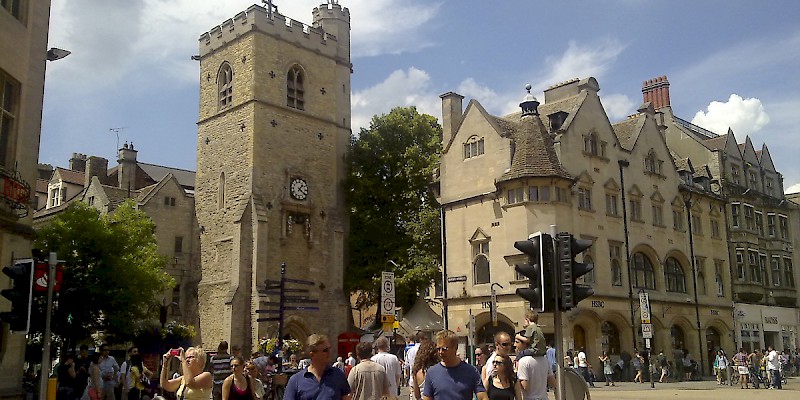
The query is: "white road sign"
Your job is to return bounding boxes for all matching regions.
[381,272,395,316]
[639,292,651,324]
[641,323,653,339]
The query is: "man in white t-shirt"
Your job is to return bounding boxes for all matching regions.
[406,332,428,388]
[483,331,513,385]
[371,337,402,396]
[515,332,555,400]
[576,349,594,387]
[766,346,782,389]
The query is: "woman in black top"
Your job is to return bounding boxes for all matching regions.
[485,355,522,400]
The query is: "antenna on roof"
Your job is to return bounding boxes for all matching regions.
[109,127,126,153]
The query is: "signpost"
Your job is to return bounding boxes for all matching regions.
[638,291,654,388]
[257,262,319,370]
[381,272,395,332]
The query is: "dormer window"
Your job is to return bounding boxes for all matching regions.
[730,165,740,185]
[548,111,568,131]
[464,136,484,159]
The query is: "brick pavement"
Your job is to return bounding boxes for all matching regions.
[399,376,799,400]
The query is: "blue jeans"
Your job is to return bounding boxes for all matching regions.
[771,369,781,389]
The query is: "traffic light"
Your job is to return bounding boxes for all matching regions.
[514,232,553,312]
[0,259,34,332]
[557,233,594,309]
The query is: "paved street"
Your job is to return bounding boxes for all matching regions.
[399,376,799,399]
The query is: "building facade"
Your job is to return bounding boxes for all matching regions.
[195,1,351,352]
[32,146,201,329]
[0,0,52,394]
[436,77,734,375]
[654,76,799,353]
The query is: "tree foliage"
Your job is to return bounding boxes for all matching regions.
[33,200,175,344]
[344,107,442,310]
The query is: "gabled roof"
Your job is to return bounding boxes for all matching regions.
[503,90,589,133]
[138,163,196,190]
[741,136,760,166]
[496,115,572,183]
[612,115,645,151]
[443,99,509,154]
[53,167,85,185]
[703,134,729,150]
[759,144,777,172]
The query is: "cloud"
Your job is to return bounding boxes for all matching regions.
[785,183,800,195]
[691,94,770,139]
[600,93,636,121]
[535,38,627,93]
[352,67,440,130]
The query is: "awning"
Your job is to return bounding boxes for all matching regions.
[398,296,443,334]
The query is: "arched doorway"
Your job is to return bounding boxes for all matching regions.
[573,325,587,352]
[706,328,721,375]
[601,321,621,356]
[671,325,686,362]
[476,321,514,347]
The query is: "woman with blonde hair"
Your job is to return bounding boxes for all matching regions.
[160,347,213,400]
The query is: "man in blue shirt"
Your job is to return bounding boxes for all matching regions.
[284,334,352,400]
[545,342,557,374]
[423,330,486,400]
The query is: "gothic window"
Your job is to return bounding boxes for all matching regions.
[664,257,686,293]
[218,62,233,109]
[577,187,592,210]
[779,215,789,239]
[611,260,622,286]
[218,172,225,209]
[652,204,663,226]
[629,198,642,221]
[771,257,781,287]
[767,213,776,236]
[632,252,656,289]
[759,254,768,284]
[766,178,775,196]
[287,65,305,110]
[730,165,741,185]
[748,250,760,283]
[464,136,485,159]
[473,241,490,285]
[784,258,795,288]
[735,250,745,280]
[715,260,725,297]
[755,211,764,236]
[584,133,598,155]
[673,209,684,231]
[731,203,741,228]
[744,205,755,231]
[748,170,758,189]
[644,150,662,175]
[0,71,19,168]
[605,193,619,216]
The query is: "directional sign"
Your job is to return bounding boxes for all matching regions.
[381,272,395,317]
[257,317,281,322]
[447,275,467,283]
[256,309,281,314]
[284,306,320,311]
[490,288,498,327]
[639,292,651,324]
[284,298,319,304]
[285,278,315,285]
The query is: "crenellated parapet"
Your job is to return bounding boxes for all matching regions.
[312,1,351,24]
[198,4,340,58]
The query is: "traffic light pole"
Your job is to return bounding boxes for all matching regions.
[550,225,565,400]
[39,252,57,400]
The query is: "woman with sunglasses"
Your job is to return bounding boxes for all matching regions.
[410,342,439,400]
[222,357,256,400]
[485,355,522,400]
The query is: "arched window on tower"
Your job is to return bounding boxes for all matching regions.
[287,65,305,110]
[218,62,233,109]
[472,240,490,285]
[218,172,226,210]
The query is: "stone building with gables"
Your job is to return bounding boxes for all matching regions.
[435,77,733,375]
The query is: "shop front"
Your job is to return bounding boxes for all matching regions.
[734,303,799,352]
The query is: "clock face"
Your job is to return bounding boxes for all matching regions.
[290,178,308,200]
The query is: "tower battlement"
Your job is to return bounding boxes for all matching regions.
[199,4,340,57]
[312,1,351,24]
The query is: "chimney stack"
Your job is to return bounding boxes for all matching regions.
[440,92,464,146]
[69,153,87,172]
[642,75,671,110]
[118,142,138,190]
[84,156,108,187]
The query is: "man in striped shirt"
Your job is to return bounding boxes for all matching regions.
[211,341,233,400]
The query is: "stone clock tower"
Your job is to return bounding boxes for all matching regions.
[195,1,351,351]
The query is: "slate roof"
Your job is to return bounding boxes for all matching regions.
[55,167,85,185]
[674,157,691,172]
[704,135,728,150]
[496,114,572,182]
[138,163,196,190]
[612,116,641,150]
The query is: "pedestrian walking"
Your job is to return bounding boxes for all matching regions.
[97,344,120,400]
[372,337,402,397]
[283,334,351,400]
[632,351,643,383]
[598,351,614,387]
[576,349,594,387]
[483,332,513,385]
[484,355,521,400]
[211,342,233,400]
[733,348,749,389]
[423,330,486,400]
[221,357,255,400]
[411,342,438,400]
[766,346,782,389]
[57,353,78,400]
[514,331,555,400]
[348,342,391,400]
[713,350,728,385]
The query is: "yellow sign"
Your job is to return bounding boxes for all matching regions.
[393,321,400,329]
[382,322,394,332]
[381,315,395,323]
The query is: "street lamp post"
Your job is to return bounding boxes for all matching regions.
[684,191,705,376]
[618,160,637,357]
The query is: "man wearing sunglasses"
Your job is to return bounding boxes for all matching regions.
[284,334,352,400]
[515,332,555,400]
[482,332,513,385]
[423,330,486,400]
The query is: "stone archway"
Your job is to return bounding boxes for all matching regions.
[705,327,722,375]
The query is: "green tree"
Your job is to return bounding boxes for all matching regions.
[33,200,174,344]
[344,107,442,310]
